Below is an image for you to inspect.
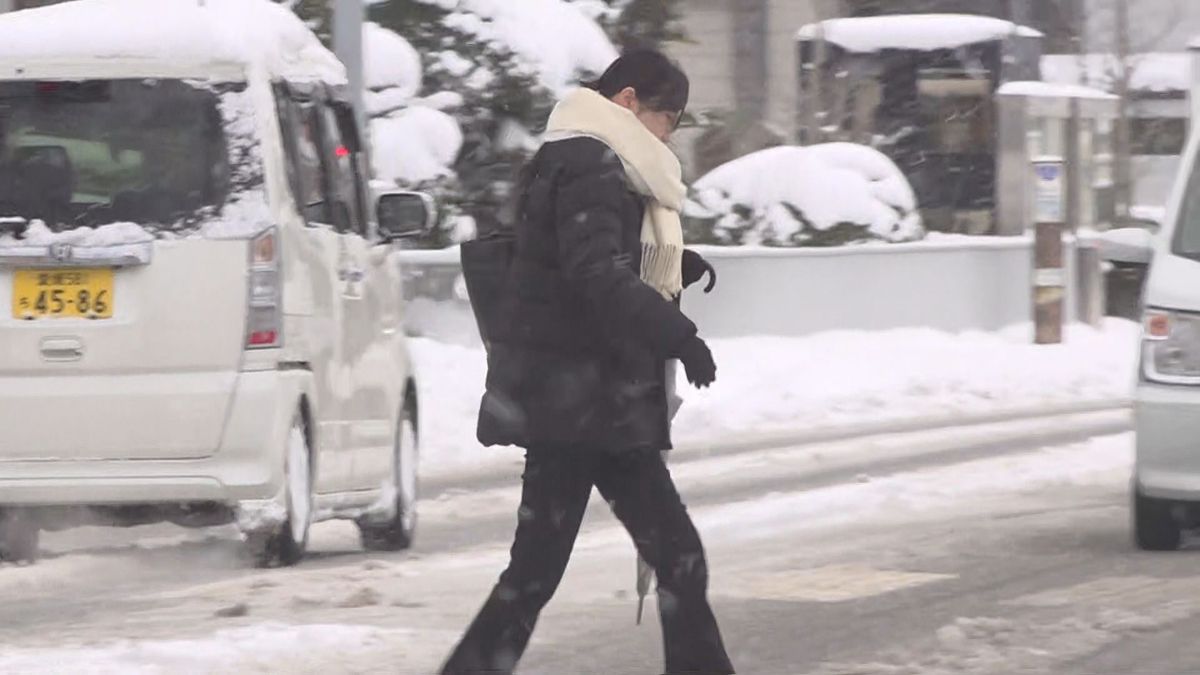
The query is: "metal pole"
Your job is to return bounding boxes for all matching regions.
[1033,159,1067,344]
[332,0,366,133]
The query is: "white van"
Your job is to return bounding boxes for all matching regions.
[0,0,424,566]
[1134,99,1200,550]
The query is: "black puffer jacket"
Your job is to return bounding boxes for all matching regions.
[477,137,697,452]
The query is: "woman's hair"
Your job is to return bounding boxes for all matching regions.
[585,48,690,115]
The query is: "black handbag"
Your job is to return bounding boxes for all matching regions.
[459,229,516,347]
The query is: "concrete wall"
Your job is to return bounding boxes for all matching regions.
[396,238,1082,344]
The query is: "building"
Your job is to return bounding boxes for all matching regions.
[664,0,842,178]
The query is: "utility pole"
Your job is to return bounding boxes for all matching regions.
[1113,0,1132,226]
[731,0,768,157]
[332,0,366,135]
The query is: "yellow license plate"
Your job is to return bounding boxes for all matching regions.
[12,268,115,320]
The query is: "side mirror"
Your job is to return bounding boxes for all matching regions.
[377,190,436,243]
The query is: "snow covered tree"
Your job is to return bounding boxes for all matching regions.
[567,0,686,49]
[275,0,332,44]
[368,0,558,241]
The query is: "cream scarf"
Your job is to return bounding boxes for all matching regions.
[544,88,686,300]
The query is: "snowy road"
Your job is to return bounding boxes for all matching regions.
[8,409,1199,675]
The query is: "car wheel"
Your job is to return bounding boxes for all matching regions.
[359,401,418,552]
[248,415,314,567]
[1134,488,1182,551]
[0,509,39,563]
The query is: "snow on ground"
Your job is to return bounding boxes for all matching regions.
[0,623,387,674]
[0,429,1131,673]
[414,319,1139,473]
[690,144,924,245]
[797,14,1042,53]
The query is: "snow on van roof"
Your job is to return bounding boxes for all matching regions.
[796,14,1042,54]
[0,0,346,83]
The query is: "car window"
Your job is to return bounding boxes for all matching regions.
[317,103,366,236]
[275,86,331,227]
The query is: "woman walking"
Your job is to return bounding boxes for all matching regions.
[444,49,734,675]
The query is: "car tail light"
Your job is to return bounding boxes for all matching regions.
[246,228,281,350]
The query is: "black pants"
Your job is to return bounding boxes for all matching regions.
[441,446,734,675]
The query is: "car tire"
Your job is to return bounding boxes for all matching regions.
[248,414,314,567]
[0,510,39,563]
[358,400,418,552]
[1134,488,1182,552]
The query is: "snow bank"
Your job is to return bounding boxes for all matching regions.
[364,22,422,96]
[443,0,618,94]
[797,14,1042,53]
[673,320,1138,442]
[690,144,923,245]
[371,107,464,185]
[0,0,344,83]
[997,81,1118,101]
[1041,53,1192,94]
[414,320,1139,473]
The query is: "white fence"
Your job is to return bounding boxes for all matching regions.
[395,236,1084,344]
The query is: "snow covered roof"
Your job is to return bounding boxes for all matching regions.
[0,0,346,83]
[997,81,1118,100]
[1041,53,1191,94]
[796,14,1042,54]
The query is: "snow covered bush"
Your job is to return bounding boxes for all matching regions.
[687,143,925,247]
[367,0,615,246]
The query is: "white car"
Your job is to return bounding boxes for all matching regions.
[1135,123,1200,551]
[0,0,423,566]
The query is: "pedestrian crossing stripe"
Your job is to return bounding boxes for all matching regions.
[719,564,956,603]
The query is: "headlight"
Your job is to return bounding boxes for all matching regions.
[1142,308,1200,384]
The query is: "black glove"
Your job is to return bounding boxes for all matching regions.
[682,249,717,293]
[677,335,716,388]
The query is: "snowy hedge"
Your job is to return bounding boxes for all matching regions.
[686,143,925,247]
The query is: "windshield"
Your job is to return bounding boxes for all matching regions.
[1172,152,1200,260]
[0,78,232,232]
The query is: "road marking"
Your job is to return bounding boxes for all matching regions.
[720,564,955,603]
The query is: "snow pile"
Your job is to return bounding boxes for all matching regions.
[689,143,924,246]
[413,320,1140,473]
[1041,53,1192,94]
[797,14,1042,53]
[371,107,464,185]
[997,81,1117,101]
[0,0,344,83]
[441,0,618,94]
